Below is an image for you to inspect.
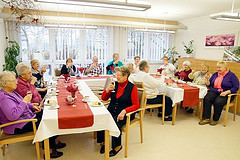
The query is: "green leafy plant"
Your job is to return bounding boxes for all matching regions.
[3,41,20,73]
[182,40,194,54]
[163,47,181,65]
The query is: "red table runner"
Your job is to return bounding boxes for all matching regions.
[78,75,109,80]
[57,77,94,129]
[177,83,199,107]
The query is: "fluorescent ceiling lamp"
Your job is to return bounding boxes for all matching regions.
[210,12,240,22]
[44,24,97,29]
[34,0,151,11]
[135,28,175,34]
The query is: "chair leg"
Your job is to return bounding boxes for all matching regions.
[93,131,97,139]
[172,104,177,125]
[162,106,165,125]
[223,105,230,127]
[233,103,237,121]
[150,108,153,116]
[199,99,203,120]
[140,112,143,143]
[35,142,41,160]
[2,144,6,156]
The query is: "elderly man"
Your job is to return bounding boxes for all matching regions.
[85,56,102,75]
[15,65,42,105]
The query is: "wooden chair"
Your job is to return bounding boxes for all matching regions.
[134,81,166,125]
[199,93,239,127]
[54,68,61,76]
[0,119,40,160]
[122,85,145,158]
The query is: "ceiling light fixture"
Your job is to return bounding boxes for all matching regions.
[34,0,151,11]
[210,0,240,22]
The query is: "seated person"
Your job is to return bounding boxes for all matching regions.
[85,56,102,75]
[61,58,76,76]
[15,62,26,77]
[0,71,65,158]
[126,63,135,83]
[97,66,139,157]
[135,60,173,121]
[188,62,212,85]
[199,61,239,126]
[15,65,42,105]
[175,60,192,82]
[158,56,176,77]
[106,53,123,75]
[132,56,140,74]
[30,59,48,99]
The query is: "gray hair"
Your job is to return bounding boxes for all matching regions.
[138,60,149,71]
[16,62,26,75]
[18,65,30,76]
[126,63,133,70]
[113,53,119,59]
[115,66,130,78]
[183,61,191,67]
[0,71,16,89]
[93,56,98,60]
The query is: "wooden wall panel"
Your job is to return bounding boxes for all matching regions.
[178,58,240,113]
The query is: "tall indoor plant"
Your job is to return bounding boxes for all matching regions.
[3,41,20,73]
[182,40,194,57]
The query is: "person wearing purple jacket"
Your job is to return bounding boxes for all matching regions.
[199,61,239,126]
[0,71,65,158]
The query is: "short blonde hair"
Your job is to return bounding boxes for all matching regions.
[217,61,228,69]
[183,61,191,67]
[0,71,16,89]
[115,66,130,78]
[138,60,149,71]
[201,62,209,69]
[126,63,133,69]
[30,59,39,68]
[113,53,119,59]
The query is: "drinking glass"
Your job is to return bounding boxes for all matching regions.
[111,78,115,93]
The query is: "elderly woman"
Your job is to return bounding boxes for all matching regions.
[0,71,65,158]
[97,66,139,156]
[158,56,176,77]
[188,63,212,85]
[199,61,239,126]
[175,60,192,81]
[15,65,42,105]
[106,53,123,75]
[126,63,135,83]
[135,60,173,121]
[133,56,140,74]
[60,58,76,76]
[30,59,48,98]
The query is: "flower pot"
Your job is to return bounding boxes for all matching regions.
[186,53,193,58]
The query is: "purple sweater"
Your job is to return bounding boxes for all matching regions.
[209,71,239,94]
[0,90,36,134]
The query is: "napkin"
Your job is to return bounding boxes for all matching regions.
[78,67,85,74]
[66,84,79,98]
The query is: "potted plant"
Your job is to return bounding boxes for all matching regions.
[163,47,181,66]
[3,41,20,73]
[182,40,194,57]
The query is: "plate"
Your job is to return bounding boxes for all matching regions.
[90,101,102,107]
[49,105,60,110]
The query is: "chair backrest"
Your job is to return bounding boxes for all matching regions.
[133,81,146,109]
[54,68,61,76]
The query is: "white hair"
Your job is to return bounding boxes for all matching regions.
[126,63,133,69]
[0,71,16,89]
[18,65,30,76]
[183,61,191,67]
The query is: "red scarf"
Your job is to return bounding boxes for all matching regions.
[214,70,229,92]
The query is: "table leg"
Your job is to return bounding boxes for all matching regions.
[172,103,177,125]
[104,130,110,160]
[44,138,50,160]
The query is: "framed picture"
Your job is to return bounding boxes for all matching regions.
[205,34,235,47]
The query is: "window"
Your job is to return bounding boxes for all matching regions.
[127,28,173,62]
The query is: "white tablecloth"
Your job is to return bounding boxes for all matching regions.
[33,80,120,143]
[158,84,208,105]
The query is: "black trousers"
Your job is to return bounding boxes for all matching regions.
[147,95,173,116]
[203,91,235,121]
[14,111,57,149]
[97,113,135,149]
[39,90,47,99]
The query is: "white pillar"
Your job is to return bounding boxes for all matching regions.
[0,18,6,72]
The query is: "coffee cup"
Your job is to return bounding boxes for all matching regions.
[52,83,57,88]
[67,95,73,102]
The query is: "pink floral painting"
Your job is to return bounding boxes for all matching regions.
[205,34,235,46]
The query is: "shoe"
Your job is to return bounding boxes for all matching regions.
[164,116,172,121]
[55,141,66,149]
[210,121,218,126]
[50,149,63,158]
[146,109,154,112]
[157,112,162,117]
[109,146,122,157]
[100,145,105,154]
[198,119,210,125]
[186,108,194,114]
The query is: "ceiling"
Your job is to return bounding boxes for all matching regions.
[1,0,240,21]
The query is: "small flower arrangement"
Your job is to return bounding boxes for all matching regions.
[182,40,194,54]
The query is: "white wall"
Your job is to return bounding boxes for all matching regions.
[175,16,240,61]
[0,18,6,72]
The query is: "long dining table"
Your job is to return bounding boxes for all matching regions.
[33,76,120,160]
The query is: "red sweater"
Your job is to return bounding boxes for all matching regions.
[101,80,139,113]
